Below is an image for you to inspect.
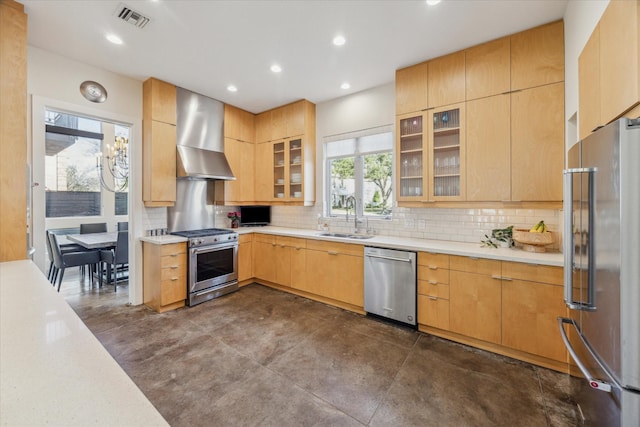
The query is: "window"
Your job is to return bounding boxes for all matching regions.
[113,124,129,216]
[45,111,103,217]
[325,127,393,218]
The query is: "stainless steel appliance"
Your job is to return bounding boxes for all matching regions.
[364,247,416,326]
[559,118,640,426]
[171,228,239,306]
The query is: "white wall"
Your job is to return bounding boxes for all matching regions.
[563,0,609,149]
[27,46,146,305]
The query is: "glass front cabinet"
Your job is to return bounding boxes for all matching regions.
[272,137,304,201]
[396,103,465,203]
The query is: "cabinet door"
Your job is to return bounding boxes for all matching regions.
[253,240,277,282]
[331,252,364,307]
[466,94,511,201]
[144,78,176,125]
[223,139,256,203]
[255,111,271,143]
[271,108,286,141]
[143,120,176,205]
[418,295,450,330]
[275,244,291,287]
[396,112,427,201]
[285,101,305,138]
[428,51,465,108]
[288,138,303,200]
[465,37,510,101]
[224,105,255,143]
[578,26,601,140]
[428,103,465,201]
[238,239,253,282]
[254,142,273,201]
[599,0,640,124]
[272,140,288,200]
[511,82,564,202]
[396,62,428,115]
[510,20,564,91]
[301,249,332,295]
[290,246,306,290]
[502,279,567,362]
[450,270,502,344]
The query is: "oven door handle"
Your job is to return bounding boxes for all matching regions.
[191,242,238,255]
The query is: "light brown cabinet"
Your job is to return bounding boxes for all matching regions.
[465,94,511,201]
[449,256,502,345]
[256,100,311,142]
[396,112,427,201]
[396,62,429,115]
[579,0,640,140]
[511,82,564,202]
[302,240,364,308]
[219,137,255,204]
[252,234,277,283]
[501,262,567,363]
[417,252,450,331]
[428,51,466,108]
[143,78,177,207]
[143,242,187,313]
[255,111,271,144]
[0,0,27,262]
[254,142,273,202]
[238,234,253,283]
[510,20,564,91]
[224,104,255,143]
[465,36,510,101]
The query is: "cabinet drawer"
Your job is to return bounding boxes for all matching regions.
[160,277,186,305]
[417,252,450,269]
[276,236,306,249]
[418,280,450,299]
[501,261,563,286]
[306,239,363,257]
[161,264,186,281]
[417,265,449,284]
[418,295,450,330]
[160,255,185,269]
[450,255,501,276]
[238,234,252,244]
[160,243,186,257]
[254,233,276,244]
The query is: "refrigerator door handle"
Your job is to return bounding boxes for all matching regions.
[558,317,614,393]
[562,167,597,311]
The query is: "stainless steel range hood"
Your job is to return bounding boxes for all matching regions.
[176,87,235,181]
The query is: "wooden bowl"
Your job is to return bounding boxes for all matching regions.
[512,229,554,252]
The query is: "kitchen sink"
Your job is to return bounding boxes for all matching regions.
[317,232,375,240]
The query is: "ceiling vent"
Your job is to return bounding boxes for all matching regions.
[114,3,150,29]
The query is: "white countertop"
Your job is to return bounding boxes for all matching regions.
[0,260,169,426]
[140,234,188,245]
[234,226,564,267]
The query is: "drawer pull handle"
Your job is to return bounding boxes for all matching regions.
[491,275,502,280]
[428,296,438,300]
[503,276,513,281]
[428,265,438,270]
[328,251,338,255]
[170,266,178,269]
[280,244,286,248]
[428,280,437,285]
[171,277,178,281]
[170,254,178,257]
[272,243,277,247]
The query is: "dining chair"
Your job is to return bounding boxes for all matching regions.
[80,222,107,234]
[117,221,128,231]
[48,233,101,292]
[100,230,128,291]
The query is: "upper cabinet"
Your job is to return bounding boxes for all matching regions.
[510,20,564,91]
[142,78,177,207]
[224,104,255,143]
[256,100,310,143]
[579,0,640,140]
[219,105,256,205]
[395,20,564,206]
[396,62,429,115]
[465,37,510,101]
[428,52,465,109]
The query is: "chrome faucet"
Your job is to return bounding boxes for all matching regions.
[345,195,364,233]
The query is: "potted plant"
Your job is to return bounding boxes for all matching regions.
[481,225,514,248]
[227,211,240,228]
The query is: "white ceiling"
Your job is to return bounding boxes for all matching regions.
[22,0,568,114]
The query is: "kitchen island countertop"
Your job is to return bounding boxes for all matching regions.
[0,260,169,426]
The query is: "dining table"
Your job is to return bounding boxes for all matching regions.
[66,232,118,249]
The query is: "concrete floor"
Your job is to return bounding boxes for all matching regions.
[61,273,579,426]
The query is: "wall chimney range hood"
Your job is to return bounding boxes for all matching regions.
[176,87,235,181]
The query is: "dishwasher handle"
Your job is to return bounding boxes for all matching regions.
[365,253,413,263]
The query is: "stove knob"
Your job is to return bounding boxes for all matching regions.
[214,237,218,242]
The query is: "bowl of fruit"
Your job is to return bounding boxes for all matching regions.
[512,221,554,252]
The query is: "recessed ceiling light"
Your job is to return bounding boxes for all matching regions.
[426,0,441,5]
[333,35,346,46]
[270,64,282,73]
[341,82,351,90]
[106,34,123,45]
[227,85,238,92]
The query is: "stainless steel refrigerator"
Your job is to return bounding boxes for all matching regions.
[559,118,640,426]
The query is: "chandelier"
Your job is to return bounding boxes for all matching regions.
[96,135,129,192]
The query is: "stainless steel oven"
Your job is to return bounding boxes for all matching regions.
[171,228,239,306]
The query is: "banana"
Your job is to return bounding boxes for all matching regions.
[529,220,547,233]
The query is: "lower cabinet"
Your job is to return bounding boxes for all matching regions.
[253,234,277,283]
[143,242,187,313]
[237,234,253,282]
[417,252,451,330]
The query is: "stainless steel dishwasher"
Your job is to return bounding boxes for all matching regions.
[364,247,416,326]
